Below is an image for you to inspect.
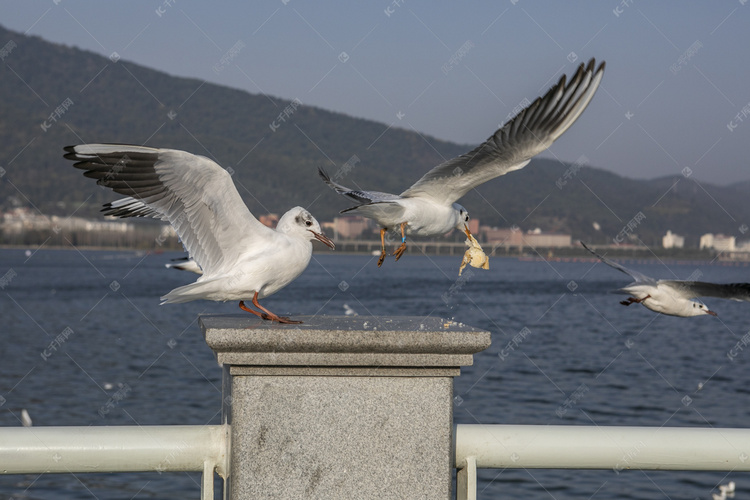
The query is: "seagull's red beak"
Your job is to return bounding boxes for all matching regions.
[464,224,472,238]
[310,230,335,250]
[706,309,718,316]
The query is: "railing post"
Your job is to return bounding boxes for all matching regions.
[456,455,477,500]
[201,315,490,500]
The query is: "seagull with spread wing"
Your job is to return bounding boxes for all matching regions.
[320,58,605,266]
[165,256,203,274]
[581,242,750,317]
[64,144,334,324]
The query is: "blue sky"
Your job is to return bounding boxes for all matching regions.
[3,1,750,184]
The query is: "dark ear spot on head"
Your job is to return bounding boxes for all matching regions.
[295,215,302,224]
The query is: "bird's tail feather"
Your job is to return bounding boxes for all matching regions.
[160,278,226,304]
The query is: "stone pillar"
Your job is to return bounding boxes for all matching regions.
[201,315,490,500]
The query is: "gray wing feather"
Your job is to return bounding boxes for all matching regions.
[65,144,269,276]
[318,167,401,208]
[580,241,656,285]
[102,197,156,218]
[401,59,605,205]
[661,281,750,301]
[340,200,406,223]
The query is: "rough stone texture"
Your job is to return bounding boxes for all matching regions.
[200,315,491,500]
[201,314,491,368]
[230,366,460,377]
[231,376,453,499]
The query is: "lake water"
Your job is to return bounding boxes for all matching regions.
[1,248,749,499]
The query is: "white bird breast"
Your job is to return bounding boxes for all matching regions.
[397,199,461,236]
[230,236,313,300]
[622,284,703,317]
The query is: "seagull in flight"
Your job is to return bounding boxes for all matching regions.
[165,256,203,275]
[64,144,334,324]
[320,58,605,266]
[581,242,750,317]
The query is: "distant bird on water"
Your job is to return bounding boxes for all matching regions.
[320,58,605,266]
[582,242,750,317]
[64,144,334,324]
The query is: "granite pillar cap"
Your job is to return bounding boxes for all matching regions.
[200,315,491,368]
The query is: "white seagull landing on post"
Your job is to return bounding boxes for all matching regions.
[64,144,334,324]
[581,242,750,317]
[320,58,605,267]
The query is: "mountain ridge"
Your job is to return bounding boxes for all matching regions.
[0,24,747,247]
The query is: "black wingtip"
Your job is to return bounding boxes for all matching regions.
[578,58,605,77]
[580,240,596,255]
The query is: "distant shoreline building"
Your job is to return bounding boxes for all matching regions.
[662,230,685,249]
[700,233,736,252]
[330,216,370,239]
[1,207,145,248]
[258,213,279,228]
[480,226,572,248]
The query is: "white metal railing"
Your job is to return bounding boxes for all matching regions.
[7,422,750,499]
[455,424,750,500]
[0,425,228,500]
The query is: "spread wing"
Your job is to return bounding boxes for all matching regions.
[318,167,406,224]
[318,167,401,207]
[580,241,656,285]
[401,58,605,205]
[64,144,271,276]
[661,281,750,301]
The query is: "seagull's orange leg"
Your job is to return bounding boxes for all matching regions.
[392,222,408,261]
[377,227,388,267]
[239,292,302,324]
[239,300,266,318]
[620,294,651,306]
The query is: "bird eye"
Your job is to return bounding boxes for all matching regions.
[305,220,312,227]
